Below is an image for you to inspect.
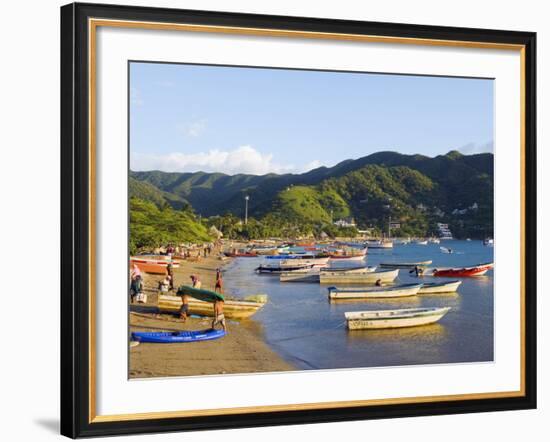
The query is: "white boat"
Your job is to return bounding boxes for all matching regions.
[328,283,423,300]
[345,307,451,330]
[428,238,441,244]
[328,254,366,262]
[320,268,399,284]
[280,269,320,282]
[415,239,428,245]
[320,265,376,274]
[365,240,393,249]
[418,280,462,294]
[379,260,432,269]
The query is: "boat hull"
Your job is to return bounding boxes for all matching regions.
[158,295,265,320]
[379,260,432,269]
[130,257,180,274]
[320,269,399,284]
[329,284,421,299]
[345,307,451,330]
[418,280,461,294]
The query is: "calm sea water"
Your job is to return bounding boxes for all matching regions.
[223,240,494,370]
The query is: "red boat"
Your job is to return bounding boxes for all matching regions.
[432,262,494,277]
[224,250,258,258]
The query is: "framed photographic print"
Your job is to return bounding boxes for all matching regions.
[60,2,537,438]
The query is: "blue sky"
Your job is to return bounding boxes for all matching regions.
[130,62,494,175]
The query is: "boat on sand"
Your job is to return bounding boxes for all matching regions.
[418,280,461,294]
[158,294,266,320]
[328,283,422,300]
[345,307,451,330]
[130,255,180,274]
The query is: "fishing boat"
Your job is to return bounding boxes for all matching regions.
[256,263,315,274]
[328,283,422,300]
[130,255,180,274]
[415,239,428,245]
[365,240,393,249]
[320,265,376,274]
[379,260,432,269]
[329,247,367,260]
[279,269,320,283]
[158,294,267,320]
[418,280,462,294]
[329,253,367,262]
[320,268,399,284]
[132,329,225,343]
[224,250,258,258]
[345,307,451,330]
[432,262,494,277]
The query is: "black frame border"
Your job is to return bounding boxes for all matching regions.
[60,2,536,438]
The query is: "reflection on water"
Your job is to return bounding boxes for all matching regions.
[224,240,494,370]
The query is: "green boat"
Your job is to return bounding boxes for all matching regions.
[176,285,225,302]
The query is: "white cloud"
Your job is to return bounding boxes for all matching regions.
[301,160,323,172]
[178,119,207,137]
[131,145,302,175]
[457,141,494,154]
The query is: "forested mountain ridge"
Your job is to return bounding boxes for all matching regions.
[130,150,493,238]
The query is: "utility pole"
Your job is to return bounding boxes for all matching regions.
[244,195,249,225]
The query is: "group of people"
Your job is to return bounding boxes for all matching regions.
[130,258,226,331]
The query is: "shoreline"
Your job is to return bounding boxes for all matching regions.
[129,251,294,378]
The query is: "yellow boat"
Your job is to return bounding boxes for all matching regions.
[158,294,267,320]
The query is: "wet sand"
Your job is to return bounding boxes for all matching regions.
[129,251,293,378]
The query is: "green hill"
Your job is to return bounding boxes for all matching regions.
[129,197,211,254]
[130,150,494,238]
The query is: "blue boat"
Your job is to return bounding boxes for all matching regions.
[132,328,226,343]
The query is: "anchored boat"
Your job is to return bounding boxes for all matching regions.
[379,260,432,269]
[418,280,461,294]
[345,307,451,330]
[320,268,399,284]
[328,283,422,300]
[432,262,493,277]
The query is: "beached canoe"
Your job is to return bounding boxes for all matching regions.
[132,329,225,343]
[158,295,266,320]
[176,285,224,302]
[418,280,461,294]
[328,283,423,300]
[379,260,432,269]
[345,307,451,330]
[320,268,399,284]
[130,255,180,274]
[432,263,493,277]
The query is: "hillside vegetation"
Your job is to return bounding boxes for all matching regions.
[130,151,494,240]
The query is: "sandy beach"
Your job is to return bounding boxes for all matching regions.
[129,251,293,378]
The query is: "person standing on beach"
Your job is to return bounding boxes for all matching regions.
[212,299,226,332]
[190,274,202,289]
[215,268,223,294]
[130,264,142,303]
[166,263,175,291]
[176,286,190,322]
